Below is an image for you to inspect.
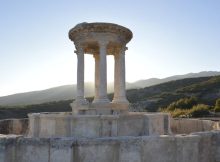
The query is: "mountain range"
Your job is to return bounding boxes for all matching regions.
[0,71,219,106]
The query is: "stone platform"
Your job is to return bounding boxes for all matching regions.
[2,131,220,162]
[28,112,171,138]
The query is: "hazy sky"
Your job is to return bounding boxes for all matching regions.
[0,0,220,96]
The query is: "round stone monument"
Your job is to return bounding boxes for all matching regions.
[27,22,171,138]
[69,22,132,114]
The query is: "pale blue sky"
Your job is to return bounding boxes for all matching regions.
[0,0,220,96]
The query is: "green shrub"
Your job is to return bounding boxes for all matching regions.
[215,98,220,112]
[160,108,190,118]
[189,104,210,117]
[170,109,190,118]
[166,97,198,111]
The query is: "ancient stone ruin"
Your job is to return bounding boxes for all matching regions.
[0,22,220,162]
[69,22,131,113]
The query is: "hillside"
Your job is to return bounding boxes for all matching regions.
[0,75,220,119]
[0,71,219,106]
[128,76,220,111]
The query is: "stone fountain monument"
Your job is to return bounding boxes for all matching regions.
[69,22,131,114]
[2,22,216,162]
[28,23,170,138]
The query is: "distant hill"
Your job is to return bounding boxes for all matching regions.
[0,75,220,119]
[127,76,220,111]
[131,71,220,88]
[0,71,219,106]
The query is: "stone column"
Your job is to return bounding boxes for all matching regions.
[112,46,129,103]
[74,45,88,104]
[93,54,100,103]
[93,40,110,103]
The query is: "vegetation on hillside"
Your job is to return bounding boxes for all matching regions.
[214,98,220,112]
[0,76,220,119]
[160,97,212,118]
[0,100,72,119]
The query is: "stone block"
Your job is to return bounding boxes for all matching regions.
[175,135,199,162]
[146,113,168,135]
[39,117,56,137]
[170,118,219,134]
[211,131,220,162]
[118,114,144,136]
[119,137,142,162]
[73,138,119,162]
[16,138,50,162]
[192,132,214,162]
[100,116,118,137]
[0,135,22,162]
[71,116,101,138]
[142,136,176,162]
[55,116,71,137]
[50,138,74,162]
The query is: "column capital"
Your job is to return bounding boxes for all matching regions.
[74,42,84,54]
[120,45,128,52]
[114,46,127,57]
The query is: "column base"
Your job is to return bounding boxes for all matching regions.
[70,97,89,114]
[112,97,129,110]
[92,97,110,104]
[112,97,129,104]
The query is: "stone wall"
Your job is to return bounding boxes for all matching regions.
[171,118,220,134]
[28,112,171,138]
[1,131,220,162]
[0,117,219,137]
[0,119,28,135]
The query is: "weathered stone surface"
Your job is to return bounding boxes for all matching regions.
[0,135,22,162]
[119,137,142,162]
[171,118,219,134]
[142,136,177,162]
[1,133,220,162]
[175,135,199,162]
[69,22,132,111]
[16,138,50,162]
[75,142,118,162]
[28,112,171,138]
[211,131,220,162]
[50,138,74,162]
[192,132,215,162]
[0,119,28,135]
[146,113,171,135]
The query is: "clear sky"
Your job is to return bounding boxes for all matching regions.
[0,0,220,96]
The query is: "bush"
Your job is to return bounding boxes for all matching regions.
[160,108,190,118]
[214,98,220,112]
[161,104,210,118]
[166,97,198,111]
[189,104,210,117]
[170,109,190,118]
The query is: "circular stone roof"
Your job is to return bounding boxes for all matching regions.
[69,22,133,43]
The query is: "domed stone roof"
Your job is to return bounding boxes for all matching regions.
[69,22,133,44]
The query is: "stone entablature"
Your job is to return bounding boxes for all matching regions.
[69,22,132,45]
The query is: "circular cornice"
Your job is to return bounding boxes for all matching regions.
[69,22,133,43]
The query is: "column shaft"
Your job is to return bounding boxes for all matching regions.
[112,46,128,103]
[93,41,110,103]
[75,47,87,103]
[93,54,100,102]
